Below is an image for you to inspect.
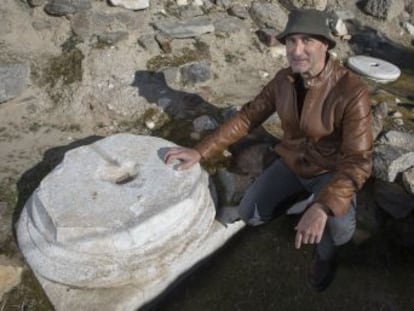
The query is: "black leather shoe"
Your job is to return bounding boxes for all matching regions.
[309,252,337,292]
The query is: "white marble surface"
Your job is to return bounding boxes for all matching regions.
[37,220,245,311]
[347,55,401,83]
[17,133,247,310]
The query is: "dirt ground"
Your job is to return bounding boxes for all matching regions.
[149,216,414,311]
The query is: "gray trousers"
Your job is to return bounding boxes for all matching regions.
[238,159,356,260]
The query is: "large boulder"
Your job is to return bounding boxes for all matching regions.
[373,130,414,182]
[361,0,405,20]
[17,134,245,310]
[249,2,288,30]
[17,133,216,288]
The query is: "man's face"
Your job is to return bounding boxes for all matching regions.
[285,34,328,78]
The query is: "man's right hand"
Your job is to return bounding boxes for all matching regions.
[164,147,202,170]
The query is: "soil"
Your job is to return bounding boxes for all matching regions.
[151,217,414,311]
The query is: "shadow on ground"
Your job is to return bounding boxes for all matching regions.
[146,215,414,311]
[131,70,221,121]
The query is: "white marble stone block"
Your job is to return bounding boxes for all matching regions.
[17,134,245,310]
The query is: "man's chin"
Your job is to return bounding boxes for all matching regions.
[291,65,310,74]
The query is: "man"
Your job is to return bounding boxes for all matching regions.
[164,9,373,291]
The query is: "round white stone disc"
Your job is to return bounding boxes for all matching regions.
[347,55,401,83]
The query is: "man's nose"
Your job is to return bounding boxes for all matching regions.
[291,41,305,56]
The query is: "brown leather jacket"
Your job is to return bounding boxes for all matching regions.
[195,56,373,216]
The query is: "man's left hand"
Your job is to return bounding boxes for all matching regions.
[294,203,328,249]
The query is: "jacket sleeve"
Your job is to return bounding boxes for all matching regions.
[315,85,373,216]
[194,78,277,160]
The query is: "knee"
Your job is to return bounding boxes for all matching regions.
[328,209,356,246]
[330,221,355,246]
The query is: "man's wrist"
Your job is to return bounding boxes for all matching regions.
[318,204,333,216]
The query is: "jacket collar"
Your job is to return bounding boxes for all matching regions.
[287,53,334,88]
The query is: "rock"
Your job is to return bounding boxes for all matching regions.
[109,0,149,11]
[142,107,169,130]
[27,0,48,6]
[393,117,404,126]
[371,102,388,140]
[377,130,414,150]
[407,0,414,14]
[155,33,173,53]
[373,179,414,219]
[249,2,288,30]
[229,139,278,178]
[213,168,254,206]
[17,134,246,310]
[334,9,356,20]
[176,0,188,6]
[215,0,231,10]
[213,16,247,34]
[161,67,181,85]
[391,110,403,118]
[373,101,389,120]
[402,167,414,195]
[180,61,211,84]
[44,0,91,16]
[0,256,23,301]
[193,115,218,132]
[269,45,287,58]
[153,16,215,38]
[373,144,414,182]
[259,70,270,79]
[71,9,144,39]
[0,63,30,104]
[35,218,245,311]
[71,11,125,40]
[17,134,216,288]
[331,18,348,37]
[137,34,160,54]
[291,0,327,11]
[96,32,129,46]
[256,28,280,47]
[227,4,249,20]
[178,4,204,18]
[347,55,401,83]
[361,0,405,21]
[403,21,414,36]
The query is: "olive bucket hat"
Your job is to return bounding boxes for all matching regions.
[277,9,336,49]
